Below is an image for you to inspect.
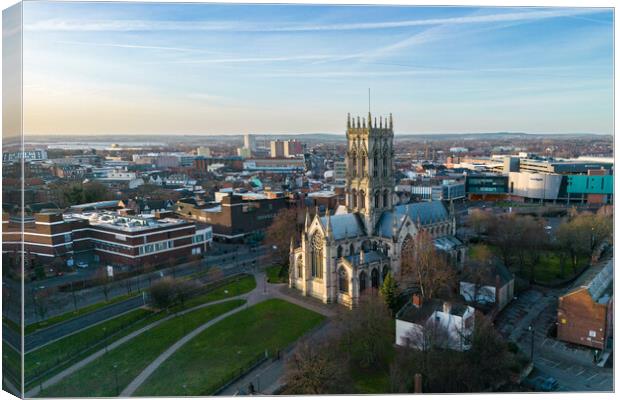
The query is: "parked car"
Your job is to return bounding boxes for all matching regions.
[76,261,89,269]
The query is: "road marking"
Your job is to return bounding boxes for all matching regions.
[542,338,549,346]
[586,373,599,381]
[575,368,585,376]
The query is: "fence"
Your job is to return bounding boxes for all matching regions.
[210,351,270,395]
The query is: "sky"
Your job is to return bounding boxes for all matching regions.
[17,1,614,136]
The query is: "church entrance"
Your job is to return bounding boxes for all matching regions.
[359,271,367,293]
[371,268,380,289]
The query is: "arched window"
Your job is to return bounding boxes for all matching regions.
[338,267,348,293]
[361,157,366,176]
[311,233,324,279]
[349,243,355,255]
[373,153,378,177]
[359,190,365,209]
[362,240,371,251]
[337,245,343,258]
[350,151,357,178]
[383,190,389,209]
[359,271,367,293]
[374,191,380,208]
[371,268,380,289]
[382,265,390,280]
[383,156,388,177]
[296,255,303,278]
[351,189,357,208]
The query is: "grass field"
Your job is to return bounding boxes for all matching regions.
[134,299,325,396]
[533,252,589,283]
[173,274,256,311]
[2,340,21,385]
[25,308,157,384]
[38,299,246,397]
[265,265,287,284]
[351,366,391,394]
[26,292,140,335]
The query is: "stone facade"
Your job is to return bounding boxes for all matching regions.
[289,113,464,307]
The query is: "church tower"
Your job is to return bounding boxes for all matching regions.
[344,112,394,235]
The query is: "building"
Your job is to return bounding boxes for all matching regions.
[270,140,285,158]
[244,134,256,152]
[459,263,515,315]
[197,146,212,157]
[396,295,475,351]
[193,156,244,172]
[333,161,347,184]
[284,140,303,157]
[237,147,252,158]
[2,210,212,270]
[557,259,613,350]
[404,179,466,202]
[175,191,288,242]
[243,158,306,173]
[289,113,464,307]
[465,175,509,201]
[2,149,48,163]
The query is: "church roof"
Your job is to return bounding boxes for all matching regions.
[375,201,449,238]
[319,212,365,240]
[345,250,388,266]
[433,235,463,251]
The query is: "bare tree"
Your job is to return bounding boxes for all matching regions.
[283,336,353,395]
[468,209,495,238]
[337,294,394,369]
[94,267,112,301]
[264,207,301,267]
[149,277,178,310]
[400,231,456,300]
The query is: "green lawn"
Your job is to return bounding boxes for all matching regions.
[533,253,589,283]
[173,274,256,311]
[2,340,21,386]
[25,308,157,385]
[265,265,287,284]
[38,299,246,397]
[26,292,140,334]
[134,299,325,396]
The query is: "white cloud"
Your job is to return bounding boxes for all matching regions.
[25,8,607,32]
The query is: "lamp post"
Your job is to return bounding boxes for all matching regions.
[528,325,534,362]
[113,363,119,395]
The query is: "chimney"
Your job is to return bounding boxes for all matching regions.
[442,301,451,314]
[412,294,422,308]
[414,373,422,393]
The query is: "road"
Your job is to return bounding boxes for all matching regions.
[495,272,613,392]
[16,247,275,352]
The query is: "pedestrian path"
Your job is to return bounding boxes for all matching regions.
[24,295,247,398]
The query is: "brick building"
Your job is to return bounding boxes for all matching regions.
[2,210,212,271]
[557,259,613,350]
[175,191,288,242]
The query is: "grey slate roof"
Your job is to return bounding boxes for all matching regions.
[344,250,388,266]
[320,213,365,240]
[433,235,463,251]
[376,201,449,238]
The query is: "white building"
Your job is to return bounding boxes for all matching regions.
[396,296,475,352]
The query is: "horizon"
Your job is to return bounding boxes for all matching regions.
[13,2,615,136]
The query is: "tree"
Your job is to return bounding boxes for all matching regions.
[94,267,112,301]
[149,277,178,310]
[468,209,495,238]
[380,272,399,315]
[337,295,394,369]
[283,336,353,395]
[400,231,456,300]
[264,207,301,267]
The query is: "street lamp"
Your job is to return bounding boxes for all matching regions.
[113,363,119,395]
[528,325,534,361]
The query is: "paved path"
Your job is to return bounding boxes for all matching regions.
[24,295,247,398]
[119,271,270,396]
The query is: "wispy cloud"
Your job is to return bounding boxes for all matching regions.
[26,8,607,32]
[56,40,217,53]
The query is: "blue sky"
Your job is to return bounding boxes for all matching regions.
[21,2,613,136]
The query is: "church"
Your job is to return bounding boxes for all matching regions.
[289,113,465,307]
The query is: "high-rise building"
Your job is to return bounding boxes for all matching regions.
[270,140,285,158]
[244,134,256,152]
[284,140,303,157]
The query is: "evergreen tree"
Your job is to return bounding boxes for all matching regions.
[380,272,399,315]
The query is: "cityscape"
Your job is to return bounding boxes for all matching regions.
[1,1,615,398]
